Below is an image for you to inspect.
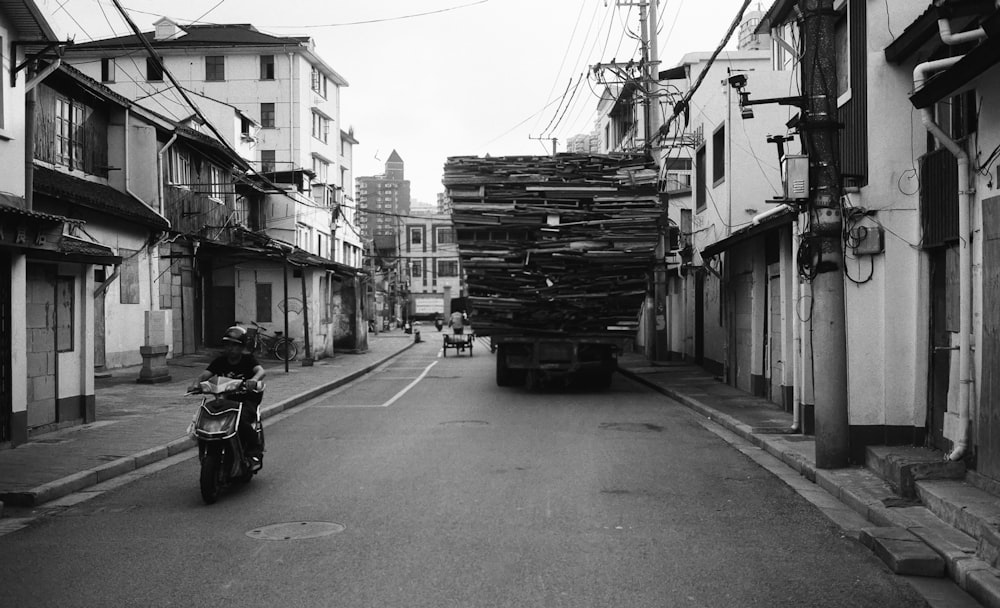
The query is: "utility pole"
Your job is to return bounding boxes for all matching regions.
[801,0,849,468]
[637,0,669,362]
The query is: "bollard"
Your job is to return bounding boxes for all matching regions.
[414,329,421,343]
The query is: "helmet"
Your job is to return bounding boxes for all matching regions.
[221,325,247,346]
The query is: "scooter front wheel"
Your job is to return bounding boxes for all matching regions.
[200,448,222,504]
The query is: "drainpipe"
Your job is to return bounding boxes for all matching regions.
[914,56,972,461]
[791,218,802,432]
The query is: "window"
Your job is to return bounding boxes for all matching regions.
[205,164,226,201]
[834,0,850,105]
[146,57,163,81]
[930,89,977,151]
[260,55,275,80]
[101,58,115,83]
[410,227,422,245]
[436,227,454,245]
[411,261,422,277]
[311,112,329,142]
[260,102,275,128]
[120,248,140,304]
[205,56,225,81]
[695,145,706,213]
[712,125,725,185]
[311,67,328,97]
[55,97,86,170]
[438,260,459,277]
[168,148,191,186]
[256,283,272,323]
[260,150,276,173]
[312,157,329,183]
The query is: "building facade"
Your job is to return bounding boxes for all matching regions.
[402,211,463,321]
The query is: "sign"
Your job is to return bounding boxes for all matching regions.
[414,297,443,314]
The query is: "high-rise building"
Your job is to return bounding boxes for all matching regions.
[566,131,600,153]
[356,150,412,249]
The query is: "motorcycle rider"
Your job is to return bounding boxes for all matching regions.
[189,326,266,461]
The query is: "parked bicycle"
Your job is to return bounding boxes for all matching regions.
[246,321,298,362]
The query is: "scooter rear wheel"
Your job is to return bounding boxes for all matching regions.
[200,449,222,504]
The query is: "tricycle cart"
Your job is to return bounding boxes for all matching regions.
[442,332,473,357]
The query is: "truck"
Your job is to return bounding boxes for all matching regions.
[443,152,663,389]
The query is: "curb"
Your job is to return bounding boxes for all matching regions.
[1,341,416,509]
[619,367,1000,608]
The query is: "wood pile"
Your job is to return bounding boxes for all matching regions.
[444,153,663,337]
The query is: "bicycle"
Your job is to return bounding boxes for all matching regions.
[247,321,298,362]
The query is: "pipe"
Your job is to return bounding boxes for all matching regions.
[752,203,793,226]
[937,18,987,46]
[914,60,973,461]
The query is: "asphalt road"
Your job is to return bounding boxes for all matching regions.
[1,340,929,607]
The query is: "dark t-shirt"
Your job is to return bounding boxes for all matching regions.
[207,354,262,406]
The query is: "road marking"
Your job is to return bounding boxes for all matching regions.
[382,361,437,407]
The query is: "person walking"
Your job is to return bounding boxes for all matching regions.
[449,310,466,335]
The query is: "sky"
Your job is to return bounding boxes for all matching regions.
[37,0,756,204]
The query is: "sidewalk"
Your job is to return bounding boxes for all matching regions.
[615,353,997,608]
[0,330,416,510]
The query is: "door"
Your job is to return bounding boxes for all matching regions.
[732,269,753,393]
[0,252,10,442]
[94,269,106,369]
[978,196,1000,478]
[26,264,57,428]
[768,263,783,405]
[694,272,704,364]
[927,247,953,451]
[207,286,236,346]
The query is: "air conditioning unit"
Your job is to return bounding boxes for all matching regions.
[782,155,810,200]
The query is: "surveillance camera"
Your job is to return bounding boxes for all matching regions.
[728,74,748,89]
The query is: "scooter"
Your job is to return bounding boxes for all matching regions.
[187,377,265,504]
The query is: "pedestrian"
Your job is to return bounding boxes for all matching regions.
[449,310,466,335]
[188,326,265,461]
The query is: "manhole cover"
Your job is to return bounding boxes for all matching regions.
[246,521,345,541]
[599,422,663,433]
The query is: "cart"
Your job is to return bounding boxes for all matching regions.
[442,332,473,357]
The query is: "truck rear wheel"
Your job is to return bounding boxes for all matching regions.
[496,347,513,386]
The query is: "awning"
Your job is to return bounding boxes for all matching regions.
[33,165,170,230]
[201,230,358,278]
[700,205,797,259]
[31,235,121,265]
[0,203,120,263]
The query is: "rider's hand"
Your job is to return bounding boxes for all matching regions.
[245,380,259,391]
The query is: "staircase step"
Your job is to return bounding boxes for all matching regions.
[918,479,1000,565]
[860,526,946,576]
[866,445,966,498]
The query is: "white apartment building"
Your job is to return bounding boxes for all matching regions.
[60,18,362,268]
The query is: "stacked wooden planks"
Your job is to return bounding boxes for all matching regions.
[444,153,663,337]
